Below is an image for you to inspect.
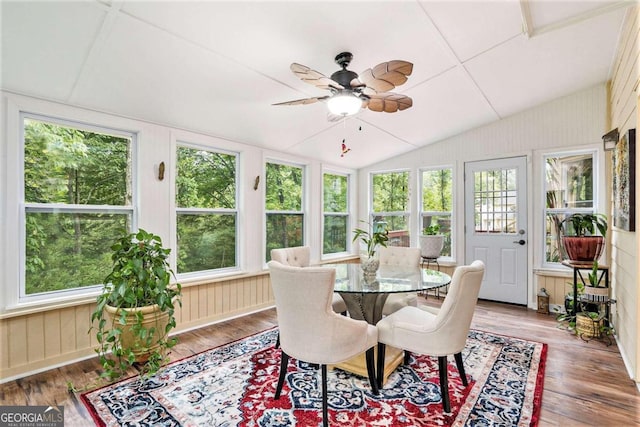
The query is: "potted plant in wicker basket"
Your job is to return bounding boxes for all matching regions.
[575,261,611,339]
[90,229,182,381]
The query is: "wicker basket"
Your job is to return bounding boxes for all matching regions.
[576,312,603,338]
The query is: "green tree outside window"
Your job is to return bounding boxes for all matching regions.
[323,173,348,254]
[176,146,237,273]
[23,117,132,295]
[265,162,304,260]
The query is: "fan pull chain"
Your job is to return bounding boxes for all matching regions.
[340,116,351,157]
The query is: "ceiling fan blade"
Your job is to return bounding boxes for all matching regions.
[359,60,413,92]
[291,63,344,90]
[272,96,329,106]
[366,93,413,113]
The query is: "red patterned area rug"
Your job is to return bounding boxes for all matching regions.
[81,328,546,426]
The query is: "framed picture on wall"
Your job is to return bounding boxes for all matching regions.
[612,128,636,232]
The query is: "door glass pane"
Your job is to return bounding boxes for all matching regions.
[473,168,517,233]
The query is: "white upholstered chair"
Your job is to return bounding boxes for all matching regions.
[376,260,485,413]
[378,246,422,315]
[271,246,347,314]
[267,261,379,427]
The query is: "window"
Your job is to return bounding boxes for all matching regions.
[473,168,517,233]
[265,161,304,261]
[371,171,409,247]
[420,168,453,258]
[22,115,134,298]
[323,172,349,255]
[175,145,238,274]
[544,151,596,264]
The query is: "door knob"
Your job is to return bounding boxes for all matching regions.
[513,239,526,245]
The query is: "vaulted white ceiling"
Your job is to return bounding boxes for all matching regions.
[1,1,631,169]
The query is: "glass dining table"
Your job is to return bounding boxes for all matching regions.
[327,263,452,384]
[331,263,451,325]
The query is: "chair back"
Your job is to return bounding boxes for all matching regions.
[431,260,485,354]
[267,261,376,364]
[378,246,421,267]
[270,246,310,267]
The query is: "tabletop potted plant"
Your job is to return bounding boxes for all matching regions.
[352,221,389,276]
[90,228,182,381]
[560,213,607,262]
[419,223,444,259]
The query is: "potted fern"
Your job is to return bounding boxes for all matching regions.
[91,229,182,381]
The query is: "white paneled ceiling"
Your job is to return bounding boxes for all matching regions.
[0,1,631,169]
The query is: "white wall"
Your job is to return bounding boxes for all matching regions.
[357,84,609,308]
[608,5,639,382]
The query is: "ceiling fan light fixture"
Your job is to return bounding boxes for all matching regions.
[327,92,361,116]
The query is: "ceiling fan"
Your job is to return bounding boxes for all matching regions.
[273,52,413,119]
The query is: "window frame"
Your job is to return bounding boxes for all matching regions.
[19,112,137,304]
[175,142,240,278]
[264,159,306,263]
[419,165,455,262]
[321,170,351,259]
[541,148,599,269]
[369,169,411,247]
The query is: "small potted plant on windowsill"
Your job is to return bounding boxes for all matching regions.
[560,213,607,262]
[90,229,182,382]
[352,221,389,276]
[419,223,444,259]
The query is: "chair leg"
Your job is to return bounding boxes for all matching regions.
[365,347,379,395]
[438,355,451,413]
[376,343,386,389]
[454,352,468,386]
[275,332,280,349]
[275,351,289,399]
[403,351,411,365]
[321,364,328,427]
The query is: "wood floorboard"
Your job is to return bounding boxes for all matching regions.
[1,300,638,426]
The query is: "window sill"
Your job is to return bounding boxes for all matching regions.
[533,267,573,278]
[0,292,101,320]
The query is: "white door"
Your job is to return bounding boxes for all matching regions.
[465,157,528,304]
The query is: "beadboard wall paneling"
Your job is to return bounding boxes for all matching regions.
[360,84,607,172]
[0,274,275,381]
[609,5,639,382]
[534,273,571,310]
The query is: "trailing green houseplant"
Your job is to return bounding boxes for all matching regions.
[90,229,182,381]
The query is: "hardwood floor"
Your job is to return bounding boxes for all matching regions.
[1,299,638,426]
